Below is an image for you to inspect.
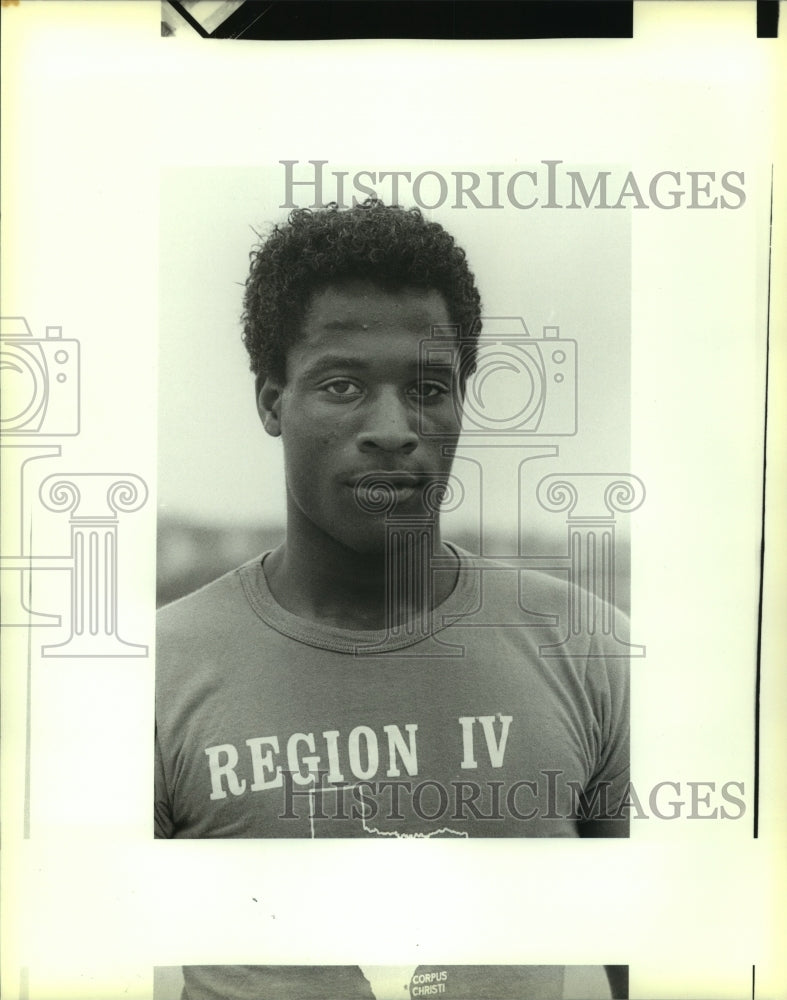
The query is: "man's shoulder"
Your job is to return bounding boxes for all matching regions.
[452,544,571,603]
[451,544,632,665]
[157,556,261,638]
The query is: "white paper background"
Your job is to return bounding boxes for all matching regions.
[2,3,785,999]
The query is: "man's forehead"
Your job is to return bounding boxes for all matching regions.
[303,280,453,332]
[283,281,463,382]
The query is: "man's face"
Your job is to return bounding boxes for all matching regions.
[258,280,464,554]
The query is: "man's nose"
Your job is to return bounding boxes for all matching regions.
[356,389,419,454]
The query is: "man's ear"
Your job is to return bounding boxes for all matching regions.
[255,374,283,438]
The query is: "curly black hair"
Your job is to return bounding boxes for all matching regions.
[241,199,482,382]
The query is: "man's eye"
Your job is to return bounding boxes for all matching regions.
[409,381,450,399]
[323,379,362,397]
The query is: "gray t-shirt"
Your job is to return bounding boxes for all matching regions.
[409,965,565,999]
[155,547,629,839]
[180,965,375,1000]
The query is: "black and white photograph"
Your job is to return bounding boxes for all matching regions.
[155,164,635,841]
[153,963,628,1000]
[1,3,785,999]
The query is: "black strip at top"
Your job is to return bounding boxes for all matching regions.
[210,1,635,41]
[757,1,779,38]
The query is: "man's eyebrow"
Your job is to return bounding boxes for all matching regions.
[299,355,370,377]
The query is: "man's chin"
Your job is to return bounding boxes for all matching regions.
[328,499,442,556]
[336,519,441,560]
[336,526,390,558]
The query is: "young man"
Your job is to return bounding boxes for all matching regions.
[155,200,629,842]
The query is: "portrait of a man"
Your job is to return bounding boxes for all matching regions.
[154,196,631,842]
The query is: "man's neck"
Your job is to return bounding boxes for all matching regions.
[263,509,459,632]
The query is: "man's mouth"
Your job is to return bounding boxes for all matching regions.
[347,472,425,511]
